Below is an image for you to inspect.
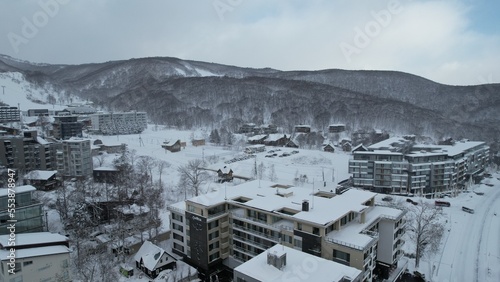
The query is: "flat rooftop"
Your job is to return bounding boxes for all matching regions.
[234,244,362,282]
[181,180,376,226]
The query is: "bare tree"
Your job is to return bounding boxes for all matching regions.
[137,155,156,185]
[177,159,209,197]
[268,164,277,182]
[156,160,170,186]
[94,153,106,167]
[405,200,445,268]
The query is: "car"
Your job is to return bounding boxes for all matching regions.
[291,150,299,154]
[462,206,475,214]
[282,152,291,157]
[267,150,275,153]
[406,198,414,203]
[382,196,393,202]
[265,155,274,158]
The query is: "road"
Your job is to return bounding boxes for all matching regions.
[433,182,500,282]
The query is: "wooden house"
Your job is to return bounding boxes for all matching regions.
[217,166,234,183]
[264,134,289,147]
[323,144,335,153]
[294,125,311,133]
[192,139,205,146]
[342,142,352,152]
[23,170,59,190]
[134,241,177,279]
[161,140,181,153]
[328,124,346,133]
[248,134,268,145]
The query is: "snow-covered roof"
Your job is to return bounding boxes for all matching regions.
[36,136,50,145]
[248,134,268,141]
[0,232,68,248]
[134,241,173,271]
[116,204,150,215]
[183,180,376,226]
[24,170,57,180]
[0,185,36,196]
[234,244,362,282]
[368,137,409,150]
[325,206,405,250]
[266,134,287,142]
[93,166,119,171]
[0,245,69,260]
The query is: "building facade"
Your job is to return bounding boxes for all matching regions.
[90,112,147,135]
[57,139,93,178]
[168,181,405,282]
[52,115,83,140]
[0,106,20,122]
[349,137,489,195]
[0,131,58,172]
[0,232,70,282]
[0,185,44,235]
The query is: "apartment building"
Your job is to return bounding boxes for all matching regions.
[0,185,44,235]
[52,115,83,140]
[168,181,405,282]
[349,137,489,195]
[57,138,93,178]
[0,232,70,281]
[234,244,362,282]
[0,131,58,172]
[90,111,147,135]
[0,106,20,122]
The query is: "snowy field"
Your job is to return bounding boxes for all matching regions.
[91,126,500,282]
[90,125,352,190]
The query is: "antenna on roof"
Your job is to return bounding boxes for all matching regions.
[312,179,314,210]
[224,182,227,200]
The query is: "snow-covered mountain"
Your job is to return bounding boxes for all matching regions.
[0,54,499,145]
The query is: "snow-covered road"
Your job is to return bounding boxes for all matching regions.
[433,180,500,282]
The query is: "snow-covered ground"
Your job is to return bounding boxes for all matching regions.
[379,176,500,282]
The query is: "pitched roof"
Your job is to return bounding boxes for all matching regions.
[134,241,169,271]
[24,170,57,181]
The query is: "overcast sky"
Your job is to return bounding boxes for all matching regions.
[1,0,499,85]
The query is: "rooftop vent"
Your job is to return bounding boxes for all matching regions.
[267,250,287,270]
[302,200,309,212]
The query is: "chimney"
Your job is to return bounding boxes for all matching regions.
[302,200,309,212]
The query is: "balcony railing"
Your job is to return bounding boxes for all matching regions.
[232,224,280,242]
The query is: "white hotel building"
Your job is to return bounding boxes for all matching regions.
[168,180,406,282]
[90,111,147,135]
[349,137,489,195]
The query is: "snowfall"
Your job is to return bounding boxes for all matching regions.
[2,72,500,281]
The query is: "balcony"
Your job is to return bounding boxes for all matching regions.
[232,224,280,242]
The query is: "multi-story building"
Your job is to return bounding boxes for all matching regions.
[0,232,70,281]
[0,131,58,172]
[52,115,83,140]
[90,111,147,135]
[57,138,93,178]
[0,106,20,122]
[349,137,489,195]
[234,244,362,282]
[168,181,406,282]
[0,185,44,235]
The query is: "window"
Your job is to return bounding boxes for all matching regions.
[208,220,219,230]
[172,213,183,222]
[23,261,33,267]
[173,233,183,242]
[172,223,183,232]
[333,249,350,265]
[209,251,220,262]
[294,238,302,249]
[208,230,219,241]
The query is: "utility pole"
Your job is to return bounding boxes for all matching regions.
[1,86,5,95]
